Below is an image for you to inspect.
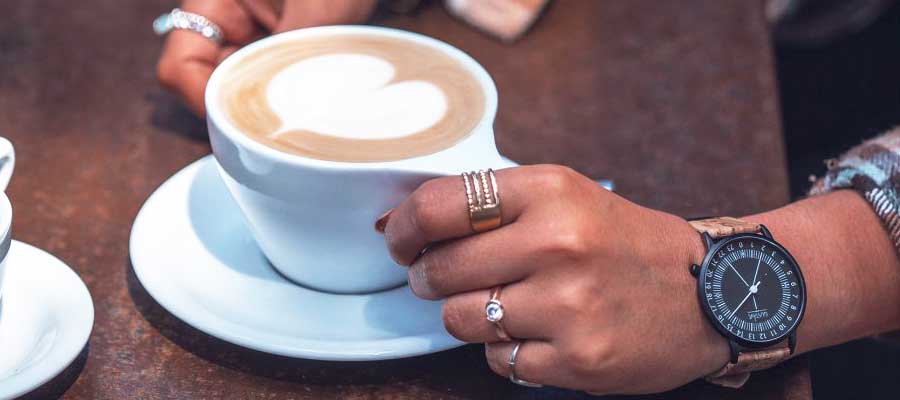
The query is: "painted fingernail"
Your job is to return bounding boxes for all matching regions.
[374,208,394,234]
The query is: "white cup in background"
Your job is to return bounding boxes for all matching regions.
[0,137,15,303]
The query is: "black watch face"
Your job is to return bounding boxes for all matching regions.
[698,234,806,347]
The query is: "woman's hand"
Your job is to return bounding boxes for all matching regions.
[156,0,377,116]
[380,165,730,394]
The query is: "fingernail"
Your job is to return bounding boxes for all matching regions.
[375,208,393,234]
[408,258,431,297]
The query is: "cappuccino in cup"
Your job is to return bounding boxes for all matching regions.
[218,34,485,162]
[207,26,513,293]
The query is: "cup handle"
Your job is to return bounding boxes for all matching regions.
[0,138,15,192]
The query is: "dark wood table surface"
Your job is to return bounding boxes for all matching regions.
[0,1,811,399]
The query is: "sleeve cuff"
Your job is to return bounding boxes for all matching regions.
[808,127,900,345]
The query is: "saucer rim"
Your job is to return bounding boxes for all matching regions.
[129,155,462,361]
[0,240,94,399]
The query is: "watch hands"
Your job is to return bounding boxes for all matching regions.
[730,281,762,318]
[751,255,762,288]
[750,256,763,310]
[730,264,751,288]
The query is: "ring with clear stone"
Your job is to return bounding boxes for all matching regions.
[508,341,543,388]
[153,8,224,45]
[486,286,511,341]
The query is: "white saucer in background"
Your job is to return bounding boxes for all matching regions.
[129,155,462,361]
[0,241,94,399]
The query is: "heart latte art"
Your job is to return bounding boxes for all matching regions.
[219,34,485,162]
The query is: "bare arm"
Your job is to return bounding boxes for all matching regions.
[746,190,900,353]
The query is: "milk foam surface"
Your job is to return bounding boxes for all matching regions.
[218,33,485,162]
[266,54,448,140]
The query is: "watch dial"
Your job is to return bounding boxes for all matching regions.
[700,235,805,345]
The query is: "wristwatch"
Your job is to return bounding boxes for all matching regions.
[688,217,807,387]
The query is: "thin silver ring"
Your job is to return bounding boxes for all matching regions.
[508,341,543,388]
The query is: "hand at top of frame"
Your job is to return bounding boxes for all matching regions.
[156,0,377,117]
[379,165,730,394]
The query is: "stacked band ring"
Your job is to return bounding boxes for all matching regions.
[462,169,501,232]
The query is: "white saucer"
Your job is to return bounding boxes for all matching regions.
[129,155,461,361]
[0,241,94,399]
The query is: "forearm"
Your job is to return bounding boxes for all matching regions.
[744,190,900,353]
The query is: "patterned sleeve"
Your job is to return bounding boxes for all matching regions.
[809,127,900,343]
[810,128,900,248]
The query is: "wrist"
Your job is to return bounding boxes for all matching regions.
[743,190,900,353]
[670,214,732,376]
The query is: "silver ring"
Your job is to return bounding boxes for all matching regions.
[153,8,224,44]
[508,341,543,388]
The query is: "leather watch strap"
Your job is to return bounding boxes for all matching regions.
[705,342,791,388]
[689,216,761,239]
[690,217,792,388]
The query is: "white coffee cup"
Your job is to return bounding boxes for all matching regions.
[0,138,15,302]
[206,26,515,293]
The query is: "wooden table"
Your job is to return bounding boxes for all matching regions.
[0,1,809,398]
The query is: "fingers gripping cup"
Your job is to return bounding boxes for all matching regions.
[206,26,514,293]
[0,138,14,303]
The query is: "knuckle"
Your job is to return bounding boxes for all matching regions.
[407,183,442,240]
[560,230,590,255]
[531,164,578,193]
[484,345,508,376]
[417,261,444,300]
[421,252,452,297]
[540,229,590,260]
[564,342,609,377]
[385,239,406,266]
[555,284,587,316]
[155,58,178,89]
[441,300,468,340]
[383,225,408,265]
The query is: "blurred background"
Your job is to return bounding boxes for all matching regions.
[775,0,900,198]
[772,0,900,397]
[1,0,898,398]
